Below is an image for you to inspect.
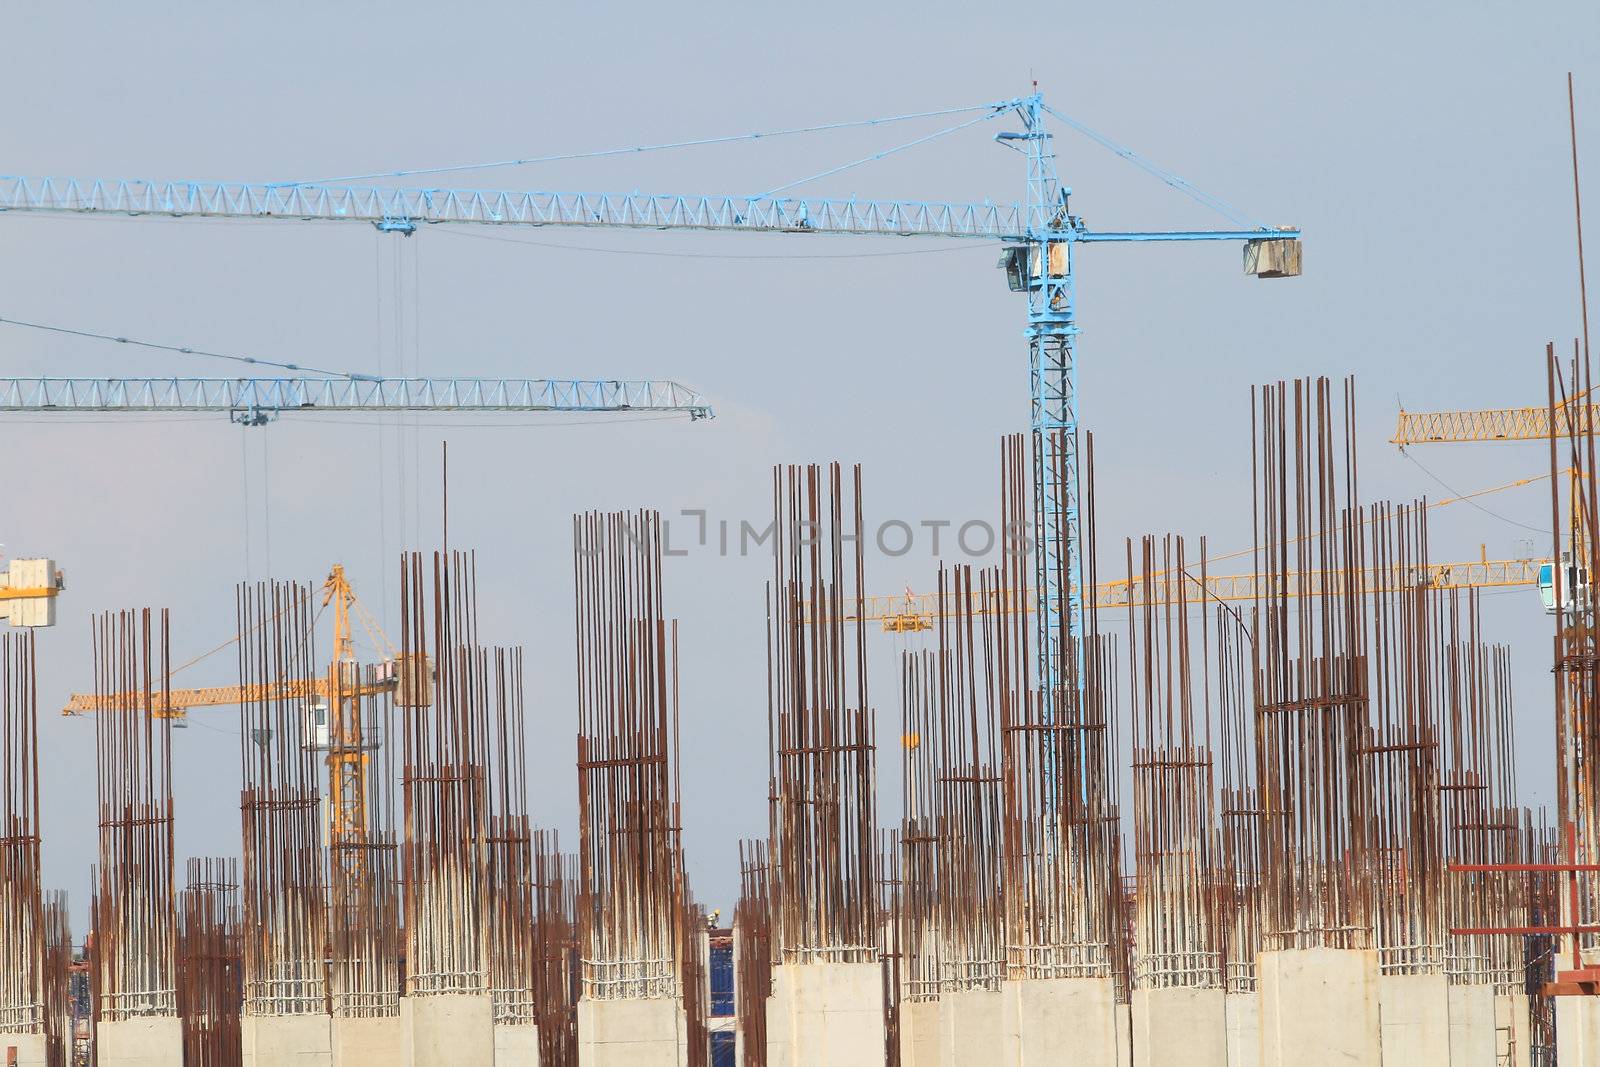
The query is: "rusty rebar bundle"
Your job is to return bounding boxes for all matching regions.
[998,432,1119,980]
[42,891,72,1067]
[1251,378,1373,951]
[1524,813,1560,1060]
[236,581,329,1017]
[91,608,177,1022]
[573,510,686,1000]
[533,833,579,1066]
[735,840,772,1067]
[898,669,942,1004]
[488,648,538,1026]
[177,857,242,1067]
[765,464,877,965]
[1126,535,1221,990]
[1360,502,1445,977]
[1217,605,1263,993]
[400,549,492,997]
[900,565,1005,996]
[1,631,47,1034]
[877,828,900,1067]
[1437,590,1522,989]
[329,663,400,1019]
[681,888,708,1067]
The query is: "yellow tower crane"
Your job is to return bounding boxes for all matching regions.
[1394,398,1590,614]
[62,565,410,886]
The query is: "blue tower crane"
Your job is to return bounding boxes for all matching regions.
[0,91,1299,702]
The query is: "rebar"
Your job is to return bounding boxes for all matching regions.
[91,608,177,1022]
[177,857,242,1067]
[236,581,329,1017]
[765,464,878,965]
[735,840,772,1067]
[1251,378,1373,951]
[1,631,47,1034]
[573,511,686,1000]
[1360,503,1445,977]
[329,661,400,1019]
[1437,590,1522,989]
[1126,535,1221,990]
[42,891,72,1067]
[488,648,538,1026]
[900,565,1005,996]
[999,432,1119,980]
[533,833,580,1065]
[400,549,493,997]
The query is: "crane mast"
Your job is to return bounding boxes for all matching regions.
[2,90,1300,717]
[1017,95,1082,707]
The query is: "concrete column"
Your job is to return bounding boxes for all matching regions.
[1224,993,1259,1067]
[1376,972,1449,1065]
[96,1017,185,1067]
[938,988,1001,1067]
[1132,986,1226,1067]
[1257,948,1380,1067]
[401,994,495,1067]
[1558,996,1600,1066]
[241,1013,333,1067]
[493,1022,540,1065]
[897,999,939,1067]
[1115,1000,1132,1067]
[764,974,790,1067]
[577,996,687,1067]
[331,1015,402,1067]
[1494,992,1532,1067]
[998,976,1117,1067]
[1446,984,1496,1066]
[763,961,884,1067]
[0,1033,49,1067]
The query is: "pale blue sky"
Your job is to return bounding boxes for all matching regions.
[2,1,1597,922]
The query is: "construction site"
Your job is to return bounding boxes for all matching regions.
[3,11,1600,1066]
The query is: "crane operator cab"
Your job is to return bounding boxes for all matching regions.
[1539,552,1591,616]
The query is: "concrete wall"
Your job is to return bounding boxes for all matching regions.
[242,1013,333,1067]
[1115,1000,1131,1067]
[764,960,884,1067]
[1258,948,1380,1067]
[938,988,1001,1067]
[1494,992,1532,1067]
[1132,986,1225,1067]
[898,999,939,1067]
[1224,993,1259,1067]
[96,1016,184,1067]
[493,1022,540,1066]
[1377,972,1449,1065]
[402,994,495,1067]
[1559,995,1600,1066]
[578,996,687,1067]
[998,976,1117,1067]
[1446,984,1496,1067]
[331,1015,402,1067]
[0,1033,49,1067]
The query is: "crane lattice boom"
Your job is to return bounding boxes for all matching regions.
[0,376,712,426]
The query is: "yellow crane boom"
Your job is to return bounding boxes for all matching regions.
[839,556,1546,632]
[1392,405,1598,444]
[59,564,409,893]
[60,675,395,721]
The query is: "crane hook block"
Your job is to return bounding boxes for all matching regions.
[1245,236,1302,278]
